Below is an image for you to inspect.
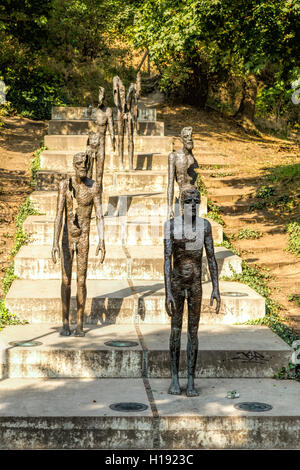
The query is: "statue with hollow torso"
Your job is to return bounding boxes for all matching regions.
[52,152,105,337]
[167,127,199,219]
[164,187,220,396]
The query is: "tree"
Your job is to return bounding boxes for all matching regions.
[130,0,300,126]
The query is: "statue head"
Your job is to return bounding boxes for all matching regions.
[181,126,193,151]
[73,152,88,179]
[180,187,201,216]
[98,86,105,107]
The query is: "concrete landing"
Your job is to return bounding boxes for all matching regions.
[24,215,223,246]
[48,120,165,136]
[0,377,300,449]
[44,135,173,153]
[30,190,208,217]
[41,150,170,172]
[14,245,241,281]
[5,280,265,324]
[0,323,291,379]
[36,169,169,192]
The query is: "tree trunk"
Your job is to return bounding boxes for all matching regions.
[235,74,260,135]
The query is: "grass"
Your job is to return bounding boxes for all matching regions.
[30,143,45,187]
[286,219,300,257]
[266,163,300,185]
[0,145,43,329]
[234,228,263,240]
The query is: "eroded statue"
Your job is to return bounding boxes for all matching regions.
[164,187,220,396]
[86,86,115,188]
[167,126,199,219]
[52,152,105,337]
[113,73,141,170]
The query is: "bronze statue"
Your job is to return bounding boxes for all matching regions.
[164,187,220,396]
[167,127,199,219]
[113,76,126,170]
[52,152,105,337]
[91,86,115,189]
[113,74,141,170]
[86,131,99,180]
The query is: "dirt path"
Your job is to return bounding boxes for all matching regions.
[0,116,47,297]
[158,102,300,330]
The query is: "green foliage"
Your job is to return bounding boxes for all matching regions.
[1,263,17,296]
[266,163,300,184]
[289,294,300,307]
[234,228,263,240]
[197,174,207,196]
[30,143,45,186]
[209,172,234,178]
[0,299,22,330]
[130,0,300,110]
[286,219,300,257]
[256,185,275,199]
[207,199,225,226]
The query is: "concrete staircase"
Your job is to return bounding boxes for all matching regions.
[0,106,299,450]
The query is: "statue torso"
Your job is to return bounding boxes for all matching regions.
[174,149,198,190]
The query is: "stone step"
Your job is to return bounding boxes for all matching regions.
[13,245,241,281]
[48,120,165,136]
[51,106,157,121]
[24,215,223,246]
[0,323,289,379]
[209,188,254,204]
[41,150,169,172]
[6,279,264,325]
[0,377,299,449]
[30,191,208,218]
[44,135,173,153]
[36,169,169,193]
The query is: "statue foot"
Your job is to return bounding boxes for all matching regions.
[72,328,85,337]
[186,386,199,397]
[168,380,181,395]
[60,327,71,336]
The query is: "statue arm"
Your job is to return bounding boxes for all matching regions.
[93,182,105,263]
[204,220,220,313]
[107,107,115,151]
[164,220,176,316]
[167,152,176,219]
[52,180,65,263]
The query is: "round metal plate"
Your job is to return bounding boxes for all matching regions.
[234,402,273,412]
[9,340,42,347]
[105,340,139,348]
[221,292,249,297]
[109,402,148,412]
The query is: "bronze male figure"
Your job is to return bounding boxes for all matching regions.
[52,152,105,337]
[113,76,126,169]
[93,86,115,189]
[164,188,220,396]
[167,127,199,219]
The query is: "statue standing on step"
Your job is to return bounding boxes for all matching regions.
[113,74,141,170]
[167,127,199,219]
[164,187,220,396]
[113,76,126,169]
[92,86,115,190]
[86,131,99,180]
[52,152,105,337]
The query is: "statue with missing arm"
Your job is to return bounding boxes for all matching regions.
[164,187,220,396]
[167,126,199,219]
[87,86,115,187]
[52,152,105,337]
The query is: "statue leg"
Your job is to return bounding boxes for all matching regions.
[118,112,124,170]
[96,134,105,192]
[60,236,74,336]
[186,281,202,397]
[168,281,185,395]
[87,154,93,179]
[73,235,89,337]
[127,115,134,170]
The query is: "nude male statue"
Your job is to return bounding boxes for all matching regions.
[167,126,199,219]
[164,187,220,396]
[52,152,105,337]
[92,86,115,188]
